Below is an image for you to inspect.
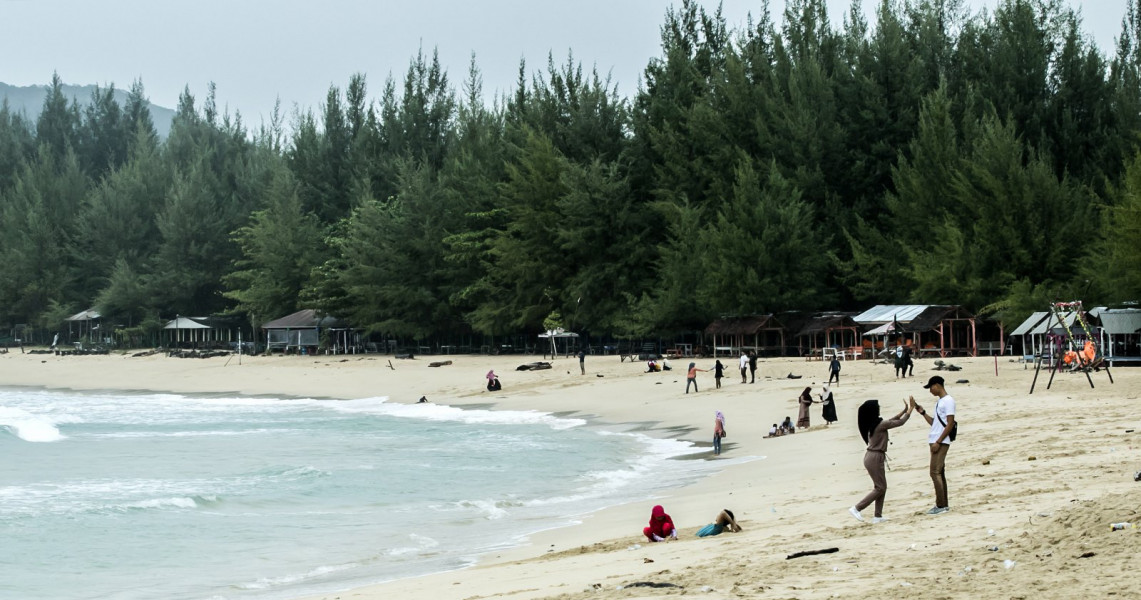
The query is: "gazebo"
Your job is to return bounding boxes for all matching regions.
[794,314,861,358]
[164,316,240,347]
[1009,312,1050,358]
[538,329,579,358]
[704,315,786,357]
[65,308,102,344]
[856,305,979,358]
[1092,307,1141,366]
[261,309,344,354]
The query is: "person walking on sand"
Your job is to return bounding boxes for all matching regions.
[739,351,748,383]
[577,347,586,375]
[748,351,758,383]
[911,376,956,515]
[686,362,707,394]
[643,505,677,542]
[850,398,913,523]
[903,344,914,377]
[797,386,814,429]
[820,385,837,426]
[713,411,727,455]
[713,359,725,389]
[828,355,841,385]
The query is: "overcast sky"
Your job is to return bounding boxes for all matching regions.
[0,0,1131,125]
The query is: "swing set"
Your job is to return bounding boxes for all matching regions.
[1029,301,1114,393]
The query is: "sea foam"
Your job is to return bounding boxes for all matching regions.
[0,405,65,442]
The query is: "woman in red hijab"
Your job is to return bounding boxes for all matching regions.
[643,505,677,542]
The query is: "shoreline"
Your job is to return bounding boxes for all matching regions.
[3,350,1140,599]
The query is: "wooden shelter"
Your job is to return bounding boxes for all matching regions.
[164,316,242,347]
[65,308,102,345]
[856,305,980,357]
[1092,307,1141,366]
[261,309,346,354]
[794,314,861,358]
[704,315,786,357]
[1009,312,1050,358]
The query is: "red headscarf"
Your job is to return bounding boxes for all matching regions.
[647,505,675,537]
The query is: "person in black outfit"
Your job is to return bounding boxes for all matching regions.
[748,351,758,383]
[713,360,725,388]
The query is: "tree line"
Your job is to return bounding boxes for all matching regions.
[2,0,1140,346]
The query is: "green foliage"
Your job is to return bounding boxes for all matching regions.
[4,1,1141,343]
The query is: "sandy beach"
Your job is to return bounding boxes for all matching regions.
[2,348,1139,599]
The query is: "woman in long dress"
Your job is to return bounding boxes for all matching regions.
[797,387,813,429]
[820,385,838,426]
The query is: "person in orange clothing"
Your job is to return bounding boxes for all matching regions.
[685,362,707,394]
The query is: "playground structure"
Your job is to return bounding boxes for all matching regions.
[1029,301,1114,393]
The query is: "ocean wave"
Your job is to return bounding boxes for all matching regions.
[454,497,526,520]
[386,533,441,557]
[324,397,586,430]
[237,561,359,590]
[90,428,288,439]
[117,496,200,511]
[0,405,65,442]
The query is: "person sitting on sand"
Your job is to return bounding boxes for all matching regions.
[486,371,502,392]
[765,423,781,438]
[646,360,660,373]
[780,416,795,434]
[643,504,677,542]
[696,509,742,537]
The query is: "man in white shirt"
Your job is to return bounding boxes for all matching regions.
[739,352,748,383]
[911,376,956,514]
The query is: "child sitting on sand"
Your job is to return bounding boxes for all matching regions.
[696,509,742,537]
[643,505,677,542]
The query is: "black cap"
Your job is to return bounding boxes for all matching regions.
[923,376,945,389]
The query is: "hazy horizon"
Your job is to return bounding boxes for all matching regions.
[0,0,1131,125]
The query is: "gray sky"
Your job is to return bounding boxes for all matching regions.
[0,0,1130,125]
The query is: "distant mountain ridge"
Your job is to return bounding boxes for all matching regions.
[0,81,175,138]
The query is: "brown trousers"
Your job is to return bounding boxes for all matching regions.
[930,443,950,508]
[855,450,887,517]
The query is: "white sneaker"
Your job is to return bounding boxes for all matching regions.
[872,516,888,524]
[849,506,864,522]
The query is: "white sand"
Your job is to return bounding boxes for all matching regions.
[2,349,1138,599]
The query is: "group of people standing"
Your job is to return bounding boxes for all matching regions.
[850,376,957,522]
[795,385,838,430]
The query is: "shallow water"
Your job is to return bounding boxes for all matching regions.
[0,388,722,600]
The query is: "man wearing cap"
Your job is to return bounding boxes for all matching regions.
[911,376,955,514]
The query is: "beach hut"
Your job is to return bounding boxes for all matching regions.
[163,316,242,348]
[855,305,979,358]
[1091,307,1141,366]
[261,309,344,354]
[65,308,102,345]
[1009,312,1050,358]
[704,315,786,357]
[793,314,861,359]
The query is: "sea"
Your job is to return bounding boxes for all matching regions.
[0,387,738,600]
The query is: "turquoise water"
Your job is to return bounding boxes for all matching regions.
[0,388,718,600]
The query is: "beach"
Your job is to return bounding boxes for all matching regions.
[2,349,1138,599]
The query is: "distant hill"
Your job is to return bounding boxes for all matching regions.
[0,82,175,138]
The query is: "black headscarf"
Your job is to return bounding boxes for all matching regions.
[857,399,882,444]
